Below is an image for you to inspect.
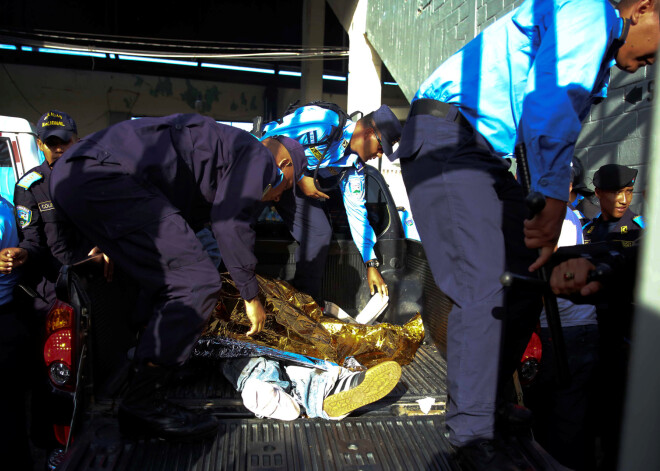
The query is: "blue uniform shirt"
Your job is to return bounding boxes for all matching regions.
[262,106,378,262]
[0,195,19,305]
[415,0,622,201]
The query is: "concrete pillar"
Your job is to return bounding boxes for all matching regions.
[346,0,381,116]
[347,0,409,210]
[301,0,325,103]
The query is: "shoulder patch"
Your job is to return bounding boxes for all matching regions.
[16,205,32,228]
[633,215,645,229]
[17,171,43,190]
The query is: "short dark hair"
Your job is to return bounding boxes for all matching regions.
[616,0,658,13]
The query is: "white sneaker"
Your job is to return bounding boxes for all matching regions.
[241,378,301,421]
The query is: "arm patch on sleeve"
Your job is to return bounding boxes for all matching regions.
[16,205,32,228]
[346,174,364,201]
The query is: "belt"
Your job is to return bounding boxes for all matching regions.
[408,99,472,130]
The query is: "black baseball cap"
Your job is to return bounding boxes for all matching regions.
[593,164,638,191]
[36,110,77,141]
[372,105,402,156]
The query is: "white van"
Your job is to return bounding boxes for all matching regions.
[0,115,44,205]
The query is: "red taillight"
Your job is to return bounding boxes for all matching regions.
[45,300,74,335]
[44,300,75,389]
[44,329,72,366]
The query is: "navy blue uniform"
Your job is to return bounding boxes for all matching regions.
[583,208,643,246]
[397,108,541,445]
[583,208,643,468]
[14,161,93,307]
[50,114,280,366]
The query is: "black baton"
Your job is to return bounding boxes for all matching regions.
[514,143,570,387]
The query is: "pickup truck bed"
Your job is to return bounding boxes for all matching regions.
[49,166,566,470]
[58,344,457,471]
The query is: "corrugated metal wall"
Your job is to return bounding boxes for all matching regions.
[365,0,653,212]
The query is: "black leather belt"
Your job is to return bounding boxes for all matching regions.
[408,98,472,130]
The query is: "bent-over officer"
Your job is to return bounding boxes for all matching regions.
[261,104,401,301]
[49,114,307,441]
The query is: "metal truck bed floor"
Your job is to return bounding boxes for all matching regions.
[56,344,567,470]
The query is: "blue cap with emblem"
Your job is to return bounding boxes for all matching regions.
[36,110,77,142]
[371,105,402,156]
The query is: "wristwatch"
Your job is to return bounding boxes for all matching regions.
[365,259,380,268]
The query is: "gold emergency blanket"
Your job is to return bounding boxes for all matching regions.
[201,274,425,368]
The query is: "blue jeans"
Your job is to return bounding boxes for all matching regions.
[222,357,342,419]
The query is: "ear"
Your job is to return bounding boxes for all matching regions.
[630,0,653,25]
[37,139,46,152]
[277,157,292,170]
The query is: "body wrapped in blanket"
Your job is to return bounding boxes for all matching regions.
[194,274,425,420]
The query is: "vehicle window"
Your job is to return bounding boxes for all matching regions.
[0,139,16,204]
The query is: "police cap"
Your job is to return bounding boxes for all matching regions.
[372,105,402,156]
[593,164,638,191]
[37,110,77,142]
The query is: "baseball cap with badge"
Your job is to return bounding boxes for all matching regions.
[36,110,77,142]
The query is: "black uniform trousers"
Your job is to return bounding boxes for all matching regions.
[274,189,332,301]
[399,109,542,446]
[51,155,221,366]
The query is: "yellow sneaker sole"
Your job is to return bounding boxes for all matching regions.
[323,361,402,418]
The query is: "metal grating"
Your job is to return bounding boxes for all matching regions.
[60,415,459,471]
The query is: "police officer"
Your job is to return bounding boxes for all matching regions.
[261,104,401,301]
[0,110,97,452]
[49,114,307,441]
[0,195,32,470]
[388,0,659,468]
[569,156,600,226]
[582,163,643,469]
[583,163,644,246]
[0,111,92,295]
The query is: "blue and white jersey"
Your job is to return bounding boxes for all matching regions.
[262,105,357,172]
[0,195,19,305]
[262,106,377,262]
[415,0,622,202]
